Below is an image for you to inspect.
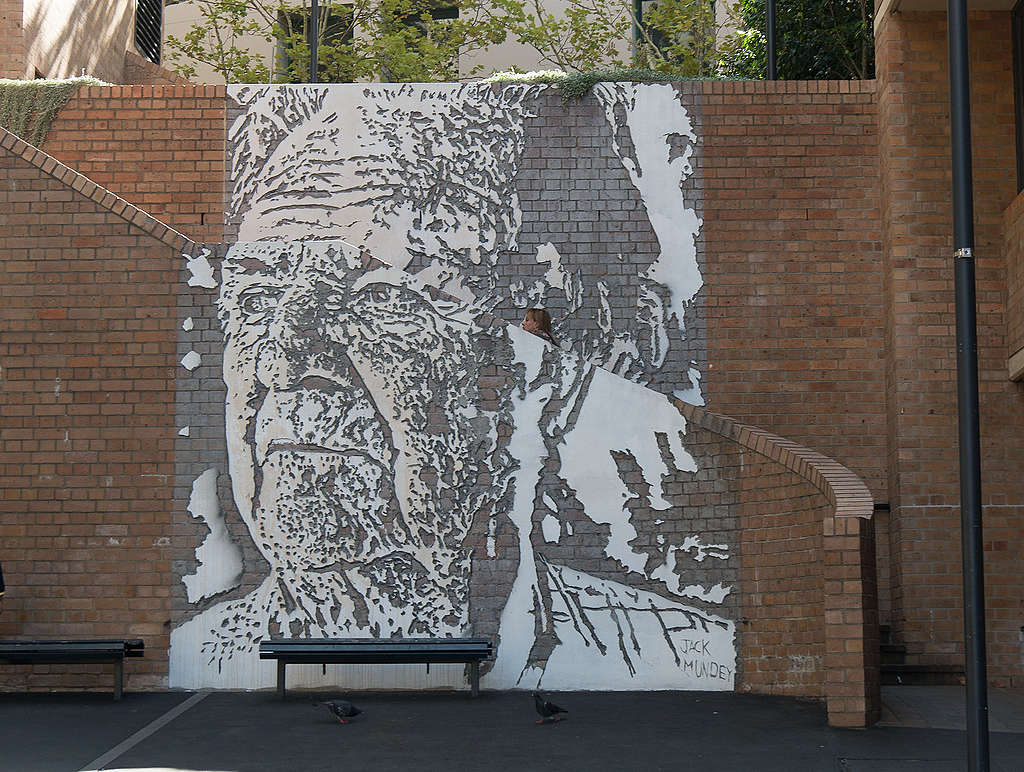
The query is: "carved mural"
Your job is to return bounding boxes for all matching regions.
[170,84,734,692]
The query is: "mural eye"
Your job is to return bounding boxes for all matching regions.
[238,288,282,316]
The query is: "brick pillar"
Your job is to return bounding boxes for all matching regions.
[877,9,1024,686]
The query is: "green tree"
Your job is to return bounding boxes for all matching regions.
[487,0,634,72]
[635,0,718,77]
[718,0,874,80]
[165,0,507,83]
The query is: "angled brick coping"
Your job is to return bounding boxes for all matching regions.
[674,400,874,518]
[0,124,202,256]
[675,398,879,728]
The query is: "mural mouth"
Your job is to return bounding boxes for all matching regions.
[261,440,392,476]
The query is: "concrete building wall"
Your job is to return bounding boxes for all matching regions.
[21,0,135,81]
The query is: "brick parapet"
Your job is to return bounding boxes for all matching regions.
[0,136,187,690]
[676,400,879,727]
[0,125,200,255]
[698,77,886,507]
[42,84,227,244]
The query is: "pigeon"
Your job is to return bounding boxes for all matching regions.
[533,691,568,724]
[315,700,362,724]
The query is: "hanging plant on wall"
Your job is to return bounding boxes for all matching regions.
[0,77,107,148]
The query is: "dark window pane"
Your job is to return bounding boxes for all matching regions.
[136,0,163,63]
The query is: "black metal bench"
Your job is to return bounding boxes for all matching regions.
[0,639,144,700]
[258,637,494,699]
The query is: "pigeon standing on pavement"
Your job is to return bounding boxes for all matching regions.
[533,691,568,724]
[315,700,362,724]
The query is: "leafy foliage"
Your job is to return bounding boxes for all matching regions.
[165,0,507,83]
[487,0,633,72]
[718,0,874,80]
[635,0,718,77]
[164,0,874,85]
[0,77,107,147]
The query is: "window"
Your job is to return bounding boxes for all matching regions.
[397,4,459,36]
[135,0,163,63]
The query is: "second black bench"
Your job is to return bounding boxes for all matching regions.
[0,639,144,700]
[258,637,494,698]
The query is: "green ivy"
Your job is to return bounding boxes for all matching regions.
[0,77,107,147]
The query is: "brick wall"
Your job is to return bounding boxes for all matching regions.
[0,129,191,690]
[676,403,878,727]
[1005,190,1024,376]
[0,0,24,78]
[877,10,1024,686]
[42,85,226,244]
[700,80,886,504]
[122,51,192,87]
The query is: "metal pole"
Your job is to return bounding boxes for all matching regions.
[310,0,319,83]
[946,1,989,770]
[766,0,777,80]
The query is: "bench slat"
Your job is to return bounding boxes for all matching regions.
[0,639,145,700]
[258,638,492,697]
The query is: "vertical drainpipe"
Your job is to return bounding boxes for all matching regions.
[946,0,989,770]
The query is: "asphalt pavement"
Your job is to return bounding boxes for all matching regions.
[2,686,1023,771]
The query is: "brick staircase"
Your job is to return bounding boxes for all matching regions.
[880,624,964,685]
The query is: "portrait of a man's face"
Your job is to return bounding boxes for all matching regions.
[170,84,734,693]
[217,240,514,637]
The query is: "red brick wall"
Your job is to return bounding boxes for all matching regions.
[877,10,1024,687]
[0,0,24,78]
[42,85,226,243]
[701,80,886,503]
[0,143,180,690]
[1006,190,1024,368]
[739,463,827,698]
[676,402,879,727]
[122,51,192,86]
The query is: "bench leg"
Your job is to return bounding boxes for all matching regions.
[277,660,286,700]
[470,661,479,697]
[114,660,124,701]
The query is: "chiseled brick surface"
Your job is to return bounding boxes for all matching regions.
[0,145,180,690]
[877,10,1024,687]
